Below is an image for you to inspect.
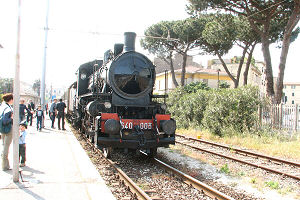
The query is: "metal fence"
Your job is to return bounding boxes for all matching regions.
[260,104,300,131]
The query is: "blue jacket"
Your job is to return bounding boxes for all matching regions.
[19,130,27,144]
[0,103,13,125]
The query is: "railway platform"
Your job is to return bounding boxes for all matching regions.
[0,118,116,200]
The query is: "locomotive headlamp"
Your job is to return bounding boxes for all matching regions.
[160,104,167,110]
[80,73,87,80]
[104,102,112,109]
[160,119,176,135]
[105,119,120,135]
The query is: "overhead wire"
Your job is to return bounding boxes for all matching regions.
[43,1,290,42]
[246,0,288,18]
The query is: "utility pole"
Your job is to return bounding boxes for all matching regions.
[40,0,50,113]
[50,84,52,101]
[13,0,22,182]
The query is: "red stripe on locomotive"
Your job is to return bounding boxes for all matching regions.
[155,114,171,131]
[100,113,171,133]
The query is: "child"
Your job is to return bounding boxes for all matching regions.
[36,105,44,131]
[19,121,27,167]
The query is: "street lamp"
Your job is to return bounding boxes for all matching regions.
[217,69,221,89]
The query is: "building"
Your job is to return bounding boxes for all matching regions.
[154,53,201,74]
[283,83,300,105]
[154,66,231,94]
[45,86,66,102]
[208,58,264,86]
[153,56,266,95]
[208,58,266,95]
[20,81,39,106]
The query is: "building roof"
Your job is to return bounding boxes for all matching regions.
[20,81,39,97]
[157,66,228,76]
[284,82,300,85]
[174,66,201,73]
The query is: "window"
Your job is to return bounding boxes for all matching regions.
[292,93,294,96]
[291,85,296,89]
[285,96,287,103]
[292,100,294,104]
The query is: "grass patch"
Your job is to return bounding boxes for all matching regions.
[137,182,150,190]
[250,177,257,184]
[220,163,230,174]
[278,186,293,195]
[237,171,245,177]
[265,180,280,190]
[177,128,300,160]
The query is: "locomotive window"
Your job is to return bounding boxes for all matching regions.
[114,56,151,95]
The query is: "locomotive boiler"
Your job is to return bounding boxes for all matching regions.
[68,32,176,157]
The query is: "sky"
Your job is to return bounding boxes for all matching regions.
[0,0,299,89]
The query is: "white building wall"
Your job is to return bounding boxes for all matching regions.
[283,84,300,105]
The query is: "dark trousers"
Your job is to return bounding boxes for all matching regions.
[37,118,42,130]
[27,113,32,125]
[50,112,55,128]
[57,112,65,129]
[19,115,25,123]
[19,144,26,164]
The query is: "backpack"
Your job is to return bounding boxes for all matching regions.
[0,107,12,134]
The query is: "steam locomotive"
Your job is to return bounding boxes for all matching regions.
[66,32,176,157]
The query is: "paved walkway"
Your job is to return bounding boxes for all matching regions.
[0,117,116,200]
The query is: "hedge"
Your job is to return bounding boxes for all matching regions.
[167,85,261,136]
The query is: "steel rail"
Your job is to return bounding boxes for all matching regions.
[176,134,300,168]
[152,157,235,200]
[176,140,300,181]
[83,136,152,200]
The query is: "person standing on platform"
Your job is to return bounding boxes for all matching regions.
[45,104,48,115]
[27,100,34,126]
[56,99,66,130]
[19,121,27,167]
[0,93,14,171]
[30,100,35,111]
[19,99,30,123]
[49,99,57,128]
[36,105,44,131]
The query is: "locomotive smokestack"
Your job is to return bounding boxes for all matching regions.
[124,32,136,52]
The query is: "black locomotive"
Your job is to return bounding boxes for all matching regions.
[67,32,176,157]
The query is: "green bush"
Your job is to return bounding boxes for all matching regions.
[167,84,261,136]
[183,81,210,93]
[219,81,230,88]
[167,86,209,128]
[203,86,261,136]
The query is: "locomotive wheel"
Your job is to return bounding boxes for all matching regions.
[102,147,112,158]
[148,148,157,157]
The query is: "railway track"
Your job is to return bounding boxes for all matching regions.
[152,156,235,200]
[80,134,235,200]
[176,134,300,181]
